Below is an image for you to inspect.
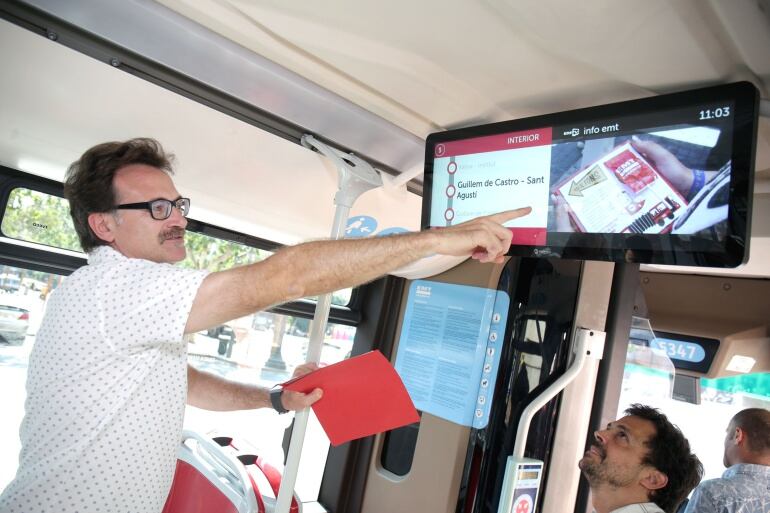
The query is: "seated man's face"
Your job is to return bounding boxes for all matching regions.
[579,415,657,488]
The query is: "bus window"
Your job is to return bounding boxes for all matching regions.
[0,273,21,293]
[177,229,358,501]
[183,314,357,482]
[307,289,354,307]
[0,187,76,489]
[0,185,360,501]
[1,187,82,253]
[616,317,770,485]
[0,264,66,489]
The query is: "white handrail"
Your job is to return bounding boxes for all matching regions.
[274,135,382,513]
[498,328,605,513]
[512,328,605,461]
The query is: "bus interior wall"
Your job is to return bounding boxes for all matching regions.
[640,271,770,378]
[359,259,507,513]
[465,257,582,513]
[356,256,611,513]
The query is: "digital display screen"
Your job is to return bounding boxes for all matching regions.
[651,338,706,363]
[517,470,540,481]
[422,82,759,267]
[652,331,720,374]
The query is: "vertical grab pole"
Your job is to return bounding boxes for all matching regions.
[274,135,383,513]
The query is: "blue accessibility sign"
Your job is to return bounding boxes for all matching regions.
[345,216,378,238]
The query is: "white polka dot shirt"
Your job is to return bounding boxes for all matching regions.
[0,246,209,513]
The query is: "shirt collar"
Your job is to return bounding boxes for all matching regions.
[87,245,128,265]
[723,463,770,479]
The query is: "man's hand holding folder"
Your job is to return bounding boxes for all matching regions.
[282,350,419,446]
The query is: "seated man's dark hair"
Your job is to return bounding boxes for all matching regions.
[64,138,174,252]
[625,404,703,513]
[731,408,770,453]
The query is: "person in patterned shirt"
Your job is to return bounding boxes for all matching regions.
[0,138,530,513]
[684,408,770,513]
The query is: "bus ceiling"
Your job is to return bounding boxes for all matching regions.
[0,0,425,185]
[1,0,770,273]
[3,0,769,176]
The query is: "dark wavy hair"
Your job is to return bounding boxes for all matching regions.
[625,404,703,513]
[64,138,174,252]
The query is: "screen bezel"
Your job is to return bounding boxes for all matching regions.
[422,82,759,267]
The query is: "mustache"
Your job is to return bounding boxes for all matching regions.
[590,442,606,460]
[159,227,186,242]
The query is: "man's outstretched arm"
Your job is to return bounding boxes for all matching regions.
[187,362,322,411]
[185,207,531,334]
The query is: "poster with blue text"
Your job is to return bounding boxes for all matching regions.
[394,280,509,428]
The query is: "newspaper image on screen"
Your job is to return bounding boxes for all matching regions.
[554,142,686,234]
[548,126,731,238]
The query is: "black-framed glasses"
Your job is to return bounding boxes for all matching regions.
[115,197,190,220]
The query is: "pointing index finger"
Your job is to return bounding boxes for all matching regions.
[487,207,532,224]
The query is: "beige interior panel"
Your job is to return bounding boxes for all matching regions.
[708,326,769,377]
[640,271,770,378]
[360,258,507,513]
[541,260,615,513]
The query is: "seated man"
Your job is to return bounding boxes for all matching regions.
[684,407,770,513]
[579,404,702,513]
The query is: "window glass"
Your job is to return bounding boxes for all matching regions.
[701,373,770,403]
[180,223,357,501]
[0,264,66,489]
[179,231,272,270]
[183,313,356,500]
[179,231,353,306]
[307,289,354,307]
[617,317,770,486]
[1,188,82,252]
[0,230,359,500]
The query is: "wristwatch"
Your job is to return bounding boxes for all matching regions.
[270,386,288,414]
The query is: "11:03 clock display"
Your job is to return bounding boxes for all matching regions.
[699,106,731,120]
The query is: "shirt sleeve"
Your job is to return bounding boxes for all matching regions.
[96,260,209,352]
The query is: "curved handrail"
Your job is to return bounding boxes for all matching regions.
[180,430,259,513]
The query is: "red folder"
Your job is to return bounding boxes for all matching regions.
[282,350,419,446]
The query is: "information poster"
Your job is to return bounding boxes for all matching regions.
[394,280,510,429]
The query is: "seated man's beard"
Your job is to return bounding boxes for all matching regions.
[578,444,636,488]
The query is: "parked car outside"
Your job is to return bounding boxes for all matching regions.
[0,296,30,345]
[0,274,21,294]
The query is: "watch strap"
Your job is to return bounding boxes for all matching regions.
[270,387,288,414]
